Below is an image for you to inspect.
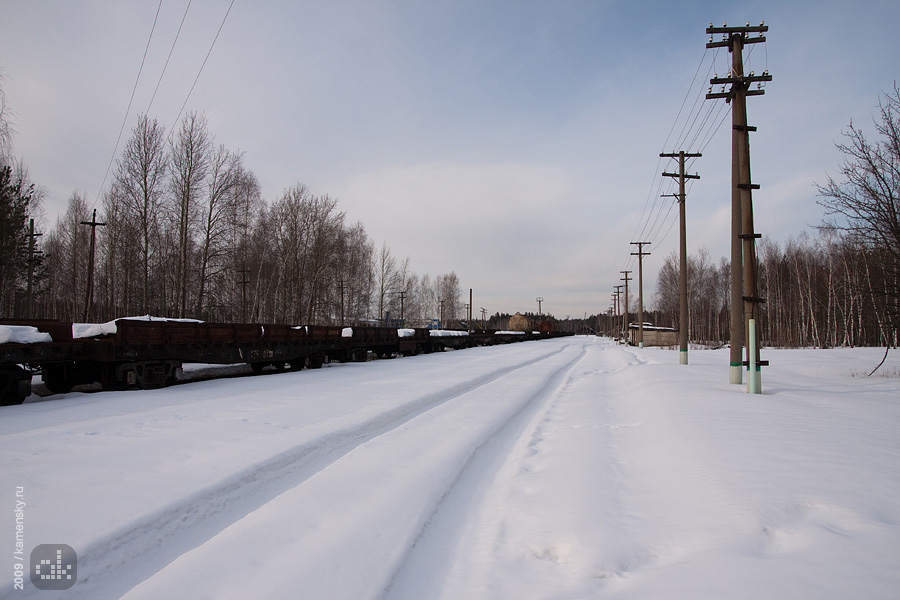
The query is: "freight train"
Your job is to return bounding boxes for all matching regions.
[0,317,573,406]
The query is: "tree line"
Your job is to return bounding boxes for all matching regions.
[1,108,463,326]
[651,231,898,348]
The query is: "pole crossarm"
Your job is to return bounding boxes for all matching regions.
[706,73,771,103]
[660,152,702,158]
[707,24,767,34]
[706,23,767,49]
[662,171,701,180]
[709,74,772,86]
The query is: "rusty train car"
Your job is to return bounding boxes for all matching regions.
[0,318,572,406]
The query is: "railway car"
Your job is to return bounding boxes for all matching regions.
[0,318,573,406]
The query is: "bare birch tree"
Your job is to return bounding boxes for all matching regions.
[115,114,167,313]
[168,112,211,317]
[195,144,240,318]
[818,86,900,339]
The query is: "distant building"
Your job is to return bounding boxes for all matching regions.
[628,323,677,347]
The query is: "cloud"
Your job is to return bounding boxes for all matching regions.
[4,0,900,318]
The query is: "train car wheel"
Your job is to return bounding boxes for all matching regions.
[0,366,31,405]
[100,365,126,391]
[43,364,74,394]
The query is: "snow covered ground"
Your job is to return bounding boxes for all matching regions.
[2,336,899,599]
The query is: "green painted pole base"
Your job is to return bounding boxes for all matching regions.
[730,363,742,384]
[748,319,761,394]
[680,349,688,365]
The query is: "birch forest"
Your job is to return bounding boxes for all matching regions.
[2,112,463,327]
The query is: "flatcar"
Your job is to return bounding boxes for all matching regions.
[0,318,572,406]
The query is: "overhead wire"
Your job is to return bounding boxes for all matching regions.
[166,0,235,143]
[621,46,720,276]
[146,0,193,115]
[93,0,164,210]
[623,47,710,266]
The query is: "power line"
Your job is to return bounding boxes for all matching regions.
[625,47,711,266]
[671,53,719,151]
[146,0,194,115]
[661,48,709,153]
[624,47,722,276]
[93,0,163,210]
[167,0,236,141]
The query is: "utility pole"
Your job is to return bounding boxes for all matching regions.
[535,297,543,320]
[480,307,487,330]
[25,219,42,319]
[469,288,473,332]
[613,286,623,342]
[661,151,701,364]
[237,266,250,323]
[398,290,407,325]
[439,299,445,328]
[80,209,106,322]
[339,279,345,327]
[707,22,772,392]
[620,271,632,345]
[630,242,652,348]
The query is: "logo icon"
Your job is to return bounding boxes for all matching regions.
[30,544,77,590]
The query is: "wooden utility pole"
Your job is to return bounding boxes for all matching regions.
[620,271,632,345]
[707,22,772,392]
[80,209,106,322]
[613,286,623,342]
[536,297,543,319]
[630,241,652,348]
[25,219,42,319]
[237,266,250,323]
[661,151,701,364]
[339,279,345,327]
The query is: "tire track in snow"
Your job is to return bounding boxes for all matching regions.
[384,337,653,598]
[379,339,593,599]
[114,340,591,600]
[55,343,576,600]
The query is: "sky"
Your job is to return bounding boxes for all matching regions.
[2,0,899,320]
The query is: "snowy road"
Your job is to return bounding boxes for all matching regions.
[3,337,899,598]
